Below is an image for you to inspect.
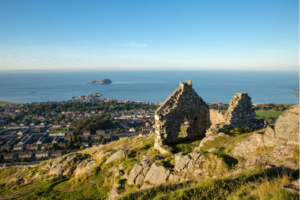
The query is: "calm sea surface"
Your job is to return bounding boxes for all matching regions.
[0,71,299,104]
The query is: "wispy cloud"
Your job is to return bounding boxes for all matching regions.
[258,50,287,54]
[120,43,148,47]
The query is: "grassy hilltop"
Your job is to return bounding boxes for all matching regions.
[0,130,298,200]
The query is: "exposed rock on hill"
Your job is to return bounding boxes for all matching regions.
[231,104,299,168]
[48,153,80,176]
[144,163,171,185]
[105,149,128,164]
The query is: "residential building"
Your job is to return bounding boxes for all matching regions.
[129,127,136,132]
[17,128,29,136]
[4,153,18,161]
[82,142,89,148]
[83,131,91,136]
[50,150,65,157]
[96,130,105,136]
[13,144,24,151]
[18,152,33,159]
[35,151,50,159]
[49,132,65,137]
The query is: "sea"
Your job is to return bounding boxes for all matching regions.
[0,71,299,104]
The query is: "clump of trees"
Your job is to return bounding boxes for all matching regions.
[72,115,114,134]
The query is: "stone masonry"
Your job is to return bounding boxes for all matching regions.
[206,93,264,136]
[154,81,210,153]
[224,93,263,129]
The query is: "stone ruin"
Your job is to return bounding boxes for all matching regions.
[206,93,264,136]
[154,81,264,154]
[154,81,210,153]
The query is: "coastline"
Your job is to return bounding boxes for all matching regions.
[0,100,22,105]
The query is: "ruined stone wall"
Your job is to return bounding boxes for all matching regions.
[205,93,264,136]
[209,109,226,124]
[154,81,210,151]
[224,93,264,129]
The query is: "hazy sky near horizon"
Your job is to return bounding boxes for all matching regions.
[0,0,299,71]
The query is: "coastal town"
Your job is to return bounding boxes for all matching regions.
[0,95,290,166]
[0,97,164,165]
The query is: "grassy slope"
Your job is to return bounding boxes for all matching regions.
[118,168,299,200]
[0,131,298,200]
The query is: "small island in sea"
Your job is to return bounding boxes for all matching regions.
[87,79,112,84]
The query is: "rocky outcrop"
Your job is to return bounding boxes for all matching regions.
[154,81,210,153]
[283,179,300,194]
[231,105,299,167]
[105,150,128,164]
[144,163,171,185]
[127,157,151,185]
[174,152,203,173]
[231,132,265,158]
[48,153,80,176]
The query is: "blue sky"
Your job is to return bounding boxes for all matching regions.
[0,0,298,71]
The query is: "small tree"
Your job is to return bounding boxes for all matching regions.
[80,146,84,150]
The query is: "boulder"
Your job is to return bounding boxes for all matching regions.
[127,157,151,185]
[231,105,299,169]
[283,179,299,195]
[48,153,80,176]
[231,132,265,158]
[275,105,299,145]
[174,152,204,175]
[174,154,192,173]
[105,150,128,164]
[144,163,170,185]
[168,173,181,182]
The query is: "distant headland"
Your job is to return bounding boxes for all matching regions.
[87,79,112,84]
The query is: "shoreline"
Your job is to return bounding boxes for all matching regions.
[0,99,298,106]
[0,100,22,104]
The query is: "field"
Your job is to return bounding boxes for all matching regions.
[219,109,282,120]
[255,110,282,120]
